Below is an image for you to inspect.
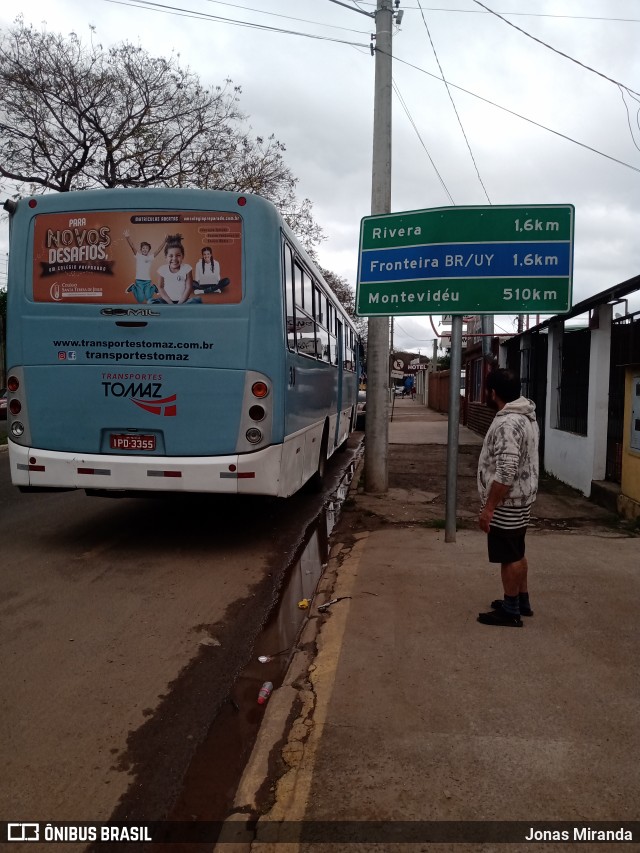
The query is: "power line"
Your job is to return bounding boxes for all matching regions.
[203,0,372,33]
[393,319,435,342]
[619,87,640,154]
[472,0,640,100]
[103,0,370,47]
[392,80,455,205]
[355,3,640,23]
[387,50,640,175]
[102,0,640,175]
[325,0,374,18]
[416,0,491,203]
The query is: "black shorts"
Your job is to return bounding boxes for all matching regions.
[487,526,527,564]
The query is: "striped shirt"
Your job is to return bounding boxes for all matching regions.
[490,503,532,532]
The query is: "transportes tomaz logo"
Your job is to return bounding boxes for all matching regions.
[101,380,177,416]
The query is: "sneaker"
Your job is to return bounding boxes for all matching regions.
[478,608,523,628]
[491,599,534,617]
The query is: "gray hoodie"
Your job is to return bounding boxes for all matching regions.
[477,396,540,509]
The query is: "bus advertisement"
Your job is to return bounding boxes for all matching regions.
[4,188,360,498]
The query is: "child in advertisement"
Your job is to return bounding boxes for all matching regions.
[192,246,231,295]
[152,235,202,305]
[124,230,167,303]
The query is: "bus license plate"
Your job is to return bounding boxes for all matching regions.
[110,434,156,451]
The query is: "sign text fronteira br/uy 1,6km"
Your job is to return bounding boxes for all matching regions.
[355,204,574,316]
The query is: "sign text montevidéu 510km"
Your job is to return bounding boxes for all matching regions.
[355,204,574,316]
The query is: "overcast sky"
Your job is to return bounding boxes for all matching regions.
[1,0,639,351]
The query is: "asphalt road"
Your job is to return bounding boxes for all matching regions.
[0,439,360,835]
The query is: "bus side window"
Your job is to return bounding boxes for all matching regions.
[292,263,306,352]
[315,286,330,362]
[325,302,335,363]
[302,269,313,314]
[297,309,316,357]
[284,244,295,350]
[345,327,355,371]
[294,262,304,310]
[343,323,349,369]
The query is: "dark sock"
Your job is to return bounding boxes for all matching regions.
[502,594,520,617]
[519,592,531,611]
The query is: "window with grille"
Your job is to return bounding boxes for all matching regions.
[556,328,590,435]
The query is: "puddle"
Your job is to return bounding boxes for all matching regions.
[163,452,361,833]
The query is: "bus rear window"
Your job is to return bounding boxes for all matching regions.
[32,210,243,305]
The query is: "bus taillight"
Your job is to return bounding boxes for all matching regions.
[251,382,269,398]
[249,405,265,421]
[7,375,19,392]
[9,400,22,415]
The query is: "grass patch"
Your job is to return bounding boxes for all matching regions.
[538,469,583,497]
[419,518,446,529]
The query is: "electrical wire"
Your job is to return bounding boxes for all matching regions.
[102,0,640,176]
[354,3,640,22]
[619,87,640,154]
[103,0,370,47]
[394,319,436,342]
[472,0,640,100]
[385,50,640,175]
[392,80,455,205]
[416,0,491,203]
[203,0,372,33]
[325,0,374,18]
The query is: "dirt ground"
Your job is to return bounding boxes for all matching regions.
[344,442,633,537]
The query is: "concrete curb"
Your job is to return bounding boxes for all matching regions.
[212,456,366,852]
[215,535,370,853]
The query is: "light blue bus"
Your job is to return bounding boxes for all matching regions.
[4,189,360,497]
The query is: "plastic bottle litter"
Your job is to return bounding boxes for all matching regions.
[257,647,290,664]
[317,596,351,613]
[257,681,273,705]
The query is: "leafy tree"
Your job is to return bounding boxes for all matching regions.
[318,267,368,370]
[319,267,366,333]
[0,18,322,253]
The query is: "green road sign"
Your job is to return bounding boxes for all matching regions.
[356,204,574,316]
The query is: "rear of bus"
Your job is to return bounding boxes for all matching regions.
[4,188,299,496]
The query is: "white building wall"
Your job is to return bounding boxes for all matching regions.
[543,306,612,496]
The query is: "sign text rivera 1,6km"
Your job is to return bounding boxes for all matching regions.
[356,204,574,316]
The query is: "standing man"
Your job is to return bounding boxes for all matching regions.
[477,369,539,628]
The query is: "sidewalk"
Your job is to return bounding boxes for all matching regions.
[224,399,640,852]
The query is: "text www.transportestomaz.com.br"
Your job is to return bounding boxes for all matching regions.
[53,339,215,362]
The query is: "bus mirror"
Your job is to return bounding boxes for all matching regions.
[3,199,17,214]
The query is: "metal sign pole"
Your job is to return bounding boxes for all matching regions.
[445,314,463,543]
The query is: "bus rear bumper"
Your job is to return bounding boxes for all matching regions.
[8,441,285,496]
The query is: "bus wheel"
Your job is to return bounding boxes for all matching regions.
[307,424,329,492]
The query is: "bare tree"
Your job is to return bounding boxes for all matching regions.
[0,18,323,253]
